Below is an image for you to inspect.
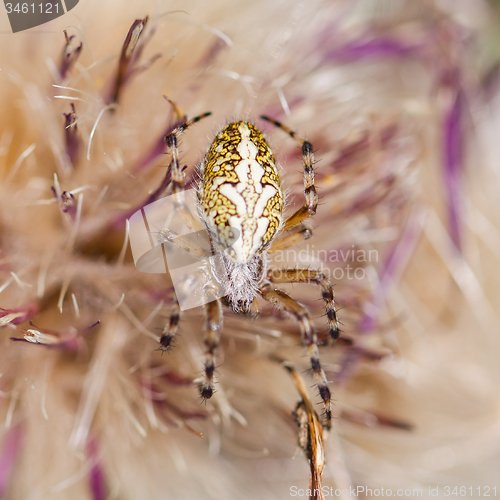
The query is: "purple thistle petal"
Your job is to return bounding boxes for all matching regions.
[110,17,148,104]
[86,439,108,500]
[334,348,361,385]
[336,213,422,383]
[51,185,77,219]
[0,425,22,498]
[161,370,197,387]
[326,36,422,62]
[196,37,229,70]
[8,338,79,351]
[133,133,169,173]
[59,30,82,82]
[9,337,43,344]
[341,408,413,431]
[358,209,423,334]
[63,103,80,168]
[443,90,464,253]
[106,17,160,105]
[9,320,100,350]
[112,169,171,230]
[0,304,38,326]
[330,125,398,172]
[78,321,101,336]
[133,118,185,174]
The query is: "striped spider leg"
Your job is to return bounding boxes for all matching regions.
[261,115,340,342]
[257,116,340,429]
[158,101,224,399]
[158,273,223,401]
[260,284,333,430]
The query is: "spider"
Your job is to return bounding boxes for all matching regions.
[157,101,340,429]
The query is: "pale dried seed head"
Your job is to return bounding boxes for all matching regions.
[0,1,499,499]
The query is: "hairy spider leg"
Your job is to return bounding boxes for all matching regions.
[163,98,212,232]
[200,292,223,399]
[267,268,340,342]
[260,115,318,232]
[259,284,332,430]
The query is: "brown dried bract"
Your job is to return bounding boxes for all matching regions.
[283,360,326,500]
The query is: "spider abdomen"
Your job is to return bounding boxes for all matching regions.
[199,121,284,263]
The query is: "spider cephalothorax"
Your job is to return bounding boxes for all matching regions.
[159,106,340,429]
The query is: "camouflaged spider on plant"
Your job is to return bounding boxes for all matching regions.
[157,101,340,429]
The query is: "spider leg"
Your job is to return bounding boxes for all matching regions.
[157,227,211,259]
[159,298,180,352]
[259,284,332,430]
[267,268,340,341]
[260,116,318,232]
[163,95,185,123]
[163,99,211,231]
[268,226,312,254]
[200,292,223,399]
[164,101,211,195]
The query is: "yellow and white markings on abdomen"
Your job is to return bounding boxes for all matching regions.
[199,121,284,263]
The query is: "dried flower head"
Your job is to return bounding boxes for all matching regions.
[1,1,500,499]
